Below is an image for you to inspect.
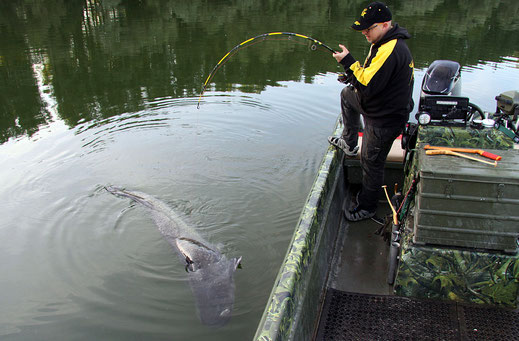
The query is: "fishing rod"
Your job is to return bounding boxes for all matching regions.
[197,32,336,109]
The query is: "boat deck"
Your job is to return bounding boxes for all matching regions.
[315,288,519,340]
[315,187,519,340]
[331,199,393,296]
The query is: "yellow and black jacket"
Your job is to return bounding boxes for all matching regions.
[340,24,414,127]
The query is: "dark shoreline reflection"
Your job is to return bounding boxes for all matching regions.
[0,0,518,143]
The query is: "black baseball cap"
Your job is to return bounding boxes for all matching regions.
[351,2,392,31]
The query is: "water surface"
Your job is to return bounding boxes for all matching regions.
[1,0,518,340]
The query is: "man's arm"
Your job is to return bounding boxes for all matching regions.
[341,40,397,98]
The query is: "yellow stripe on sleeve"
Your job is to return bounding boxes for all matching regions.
[350,39,397,86]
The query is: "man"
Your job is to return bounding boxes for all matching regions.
[328,2,414,221]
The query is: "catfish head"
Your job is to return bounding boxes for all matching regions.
[176,238,242,327]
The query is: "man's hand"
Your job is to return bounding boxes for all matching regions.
[333,44,349,63]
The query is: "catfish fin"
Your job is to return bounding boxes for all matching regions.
[234,256,242,270]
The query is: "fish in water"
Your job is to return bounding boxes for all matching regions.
[105,186,242,327]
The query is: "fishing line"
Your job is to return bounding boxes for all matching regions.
[197,32,336,108]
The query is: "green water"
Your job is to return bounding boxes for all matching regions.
[0,0,518,340]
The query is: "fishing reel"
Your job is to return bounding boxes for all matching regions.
[337,72,353,84]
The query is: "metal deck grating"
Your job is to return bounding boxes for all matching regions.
[460,305,519,340]
[315,289,519,341]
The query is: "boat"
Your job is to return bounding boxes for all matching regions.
[253,60,519,340]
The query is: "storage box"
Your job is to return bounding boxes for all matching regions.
[413,148,519,252]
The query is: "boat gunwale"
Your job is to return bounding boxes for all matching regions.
[253,120,344,341]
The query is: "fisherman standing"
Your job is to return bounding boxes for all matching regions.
[329,2,414,221]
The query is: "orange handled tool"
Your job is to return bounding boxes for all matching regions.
[425,149,497,167]
[424,145,502,161]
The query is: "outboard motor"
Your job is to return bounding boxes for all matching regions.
[415,60,475,126]
[421,60,462,97]
[402,60,483,153]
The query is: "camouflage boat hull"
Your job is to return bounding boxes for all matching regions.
[254,121,346,341]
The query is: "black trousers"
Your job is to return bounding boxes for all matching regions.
[340,86,403,211]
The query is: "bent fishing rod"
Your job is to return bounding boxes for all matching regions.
[197,32,336,108]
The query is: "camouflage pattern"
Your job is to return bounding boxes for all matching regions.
[395,125,519,307]
[416,125,514,150]
[254,122,344,341]
[395,221,519,308]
